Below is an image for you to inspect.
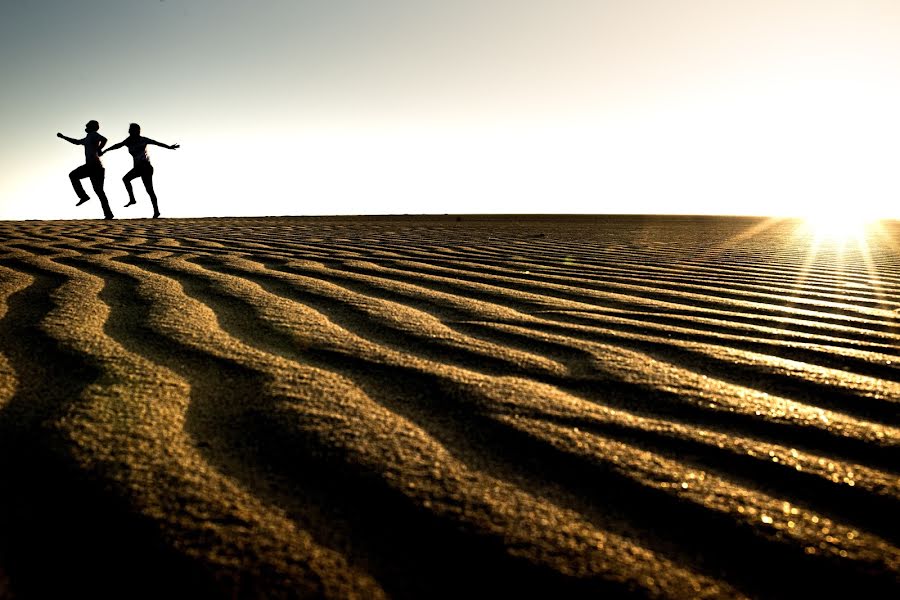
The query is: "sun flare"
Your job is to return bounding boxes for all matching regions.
[799,211,879,243]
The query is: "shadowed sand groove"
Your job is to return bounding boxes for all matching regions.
[61,255,654,599]
[0,215,898,598]
[258,259,899,473]
[180,256,900,542]
[0,258,229,598]
[116,255,899,593]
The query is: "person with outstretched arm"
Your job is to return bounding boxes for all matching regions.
[57,120,114,219]
[102,123,179,219]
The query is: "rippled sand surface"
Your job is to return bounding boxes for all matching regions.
[0,215,897,598]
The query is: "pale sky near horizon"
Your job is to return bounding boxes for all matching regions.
[1,0,900,221]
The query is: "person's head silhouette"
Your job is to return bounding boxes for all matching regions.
[129,123,141,136]
[85,120,100,133]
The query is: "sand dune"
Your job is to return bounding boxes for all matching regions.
[0,215,897,598]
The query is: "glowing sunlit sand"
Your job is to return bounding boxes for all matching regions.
[0,216,897,598]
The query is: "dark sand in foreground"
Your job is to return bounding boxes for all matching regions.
[0,215,897,598]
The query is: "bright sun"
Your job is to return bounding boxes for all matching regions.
[799,211,880,243]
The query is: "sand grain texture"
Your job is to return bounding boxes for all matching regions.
[0,215,897,599]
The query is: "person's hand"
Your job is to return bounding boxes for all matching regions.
[170,143,180,150]
[98,149,104,156]
[56,132,63,138]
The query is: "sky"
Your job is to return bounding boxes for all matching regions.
[1,0,900,220]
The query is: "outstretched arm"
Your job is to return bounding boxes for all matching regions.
[102,139,128,153]
[56,133,82,145]
[145,138,180,150]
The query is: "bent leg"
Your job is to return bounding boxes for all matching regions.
[89,167,114,219]
[69,165,90,201]
[122,167,141,206]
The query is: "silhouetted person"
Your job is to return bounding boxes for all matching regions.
[102,123,179,219]
[57,120,114,219]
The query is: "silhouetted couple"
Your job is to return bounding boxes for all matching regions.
[57,120,179,219]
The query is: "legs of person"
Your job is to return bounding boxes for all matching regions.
[141,165,160,217]
[69,164,91,202]
[122,166,141,206]
[89,166,114,219]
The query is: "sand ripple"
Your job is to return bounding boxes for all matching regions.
[0,216,897,598]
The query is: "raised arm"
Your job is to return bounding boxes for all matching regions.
[145,138,180,150]
[56,132,82,145]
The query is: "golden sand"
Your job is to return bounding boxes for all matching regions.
[0,215,897,598]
